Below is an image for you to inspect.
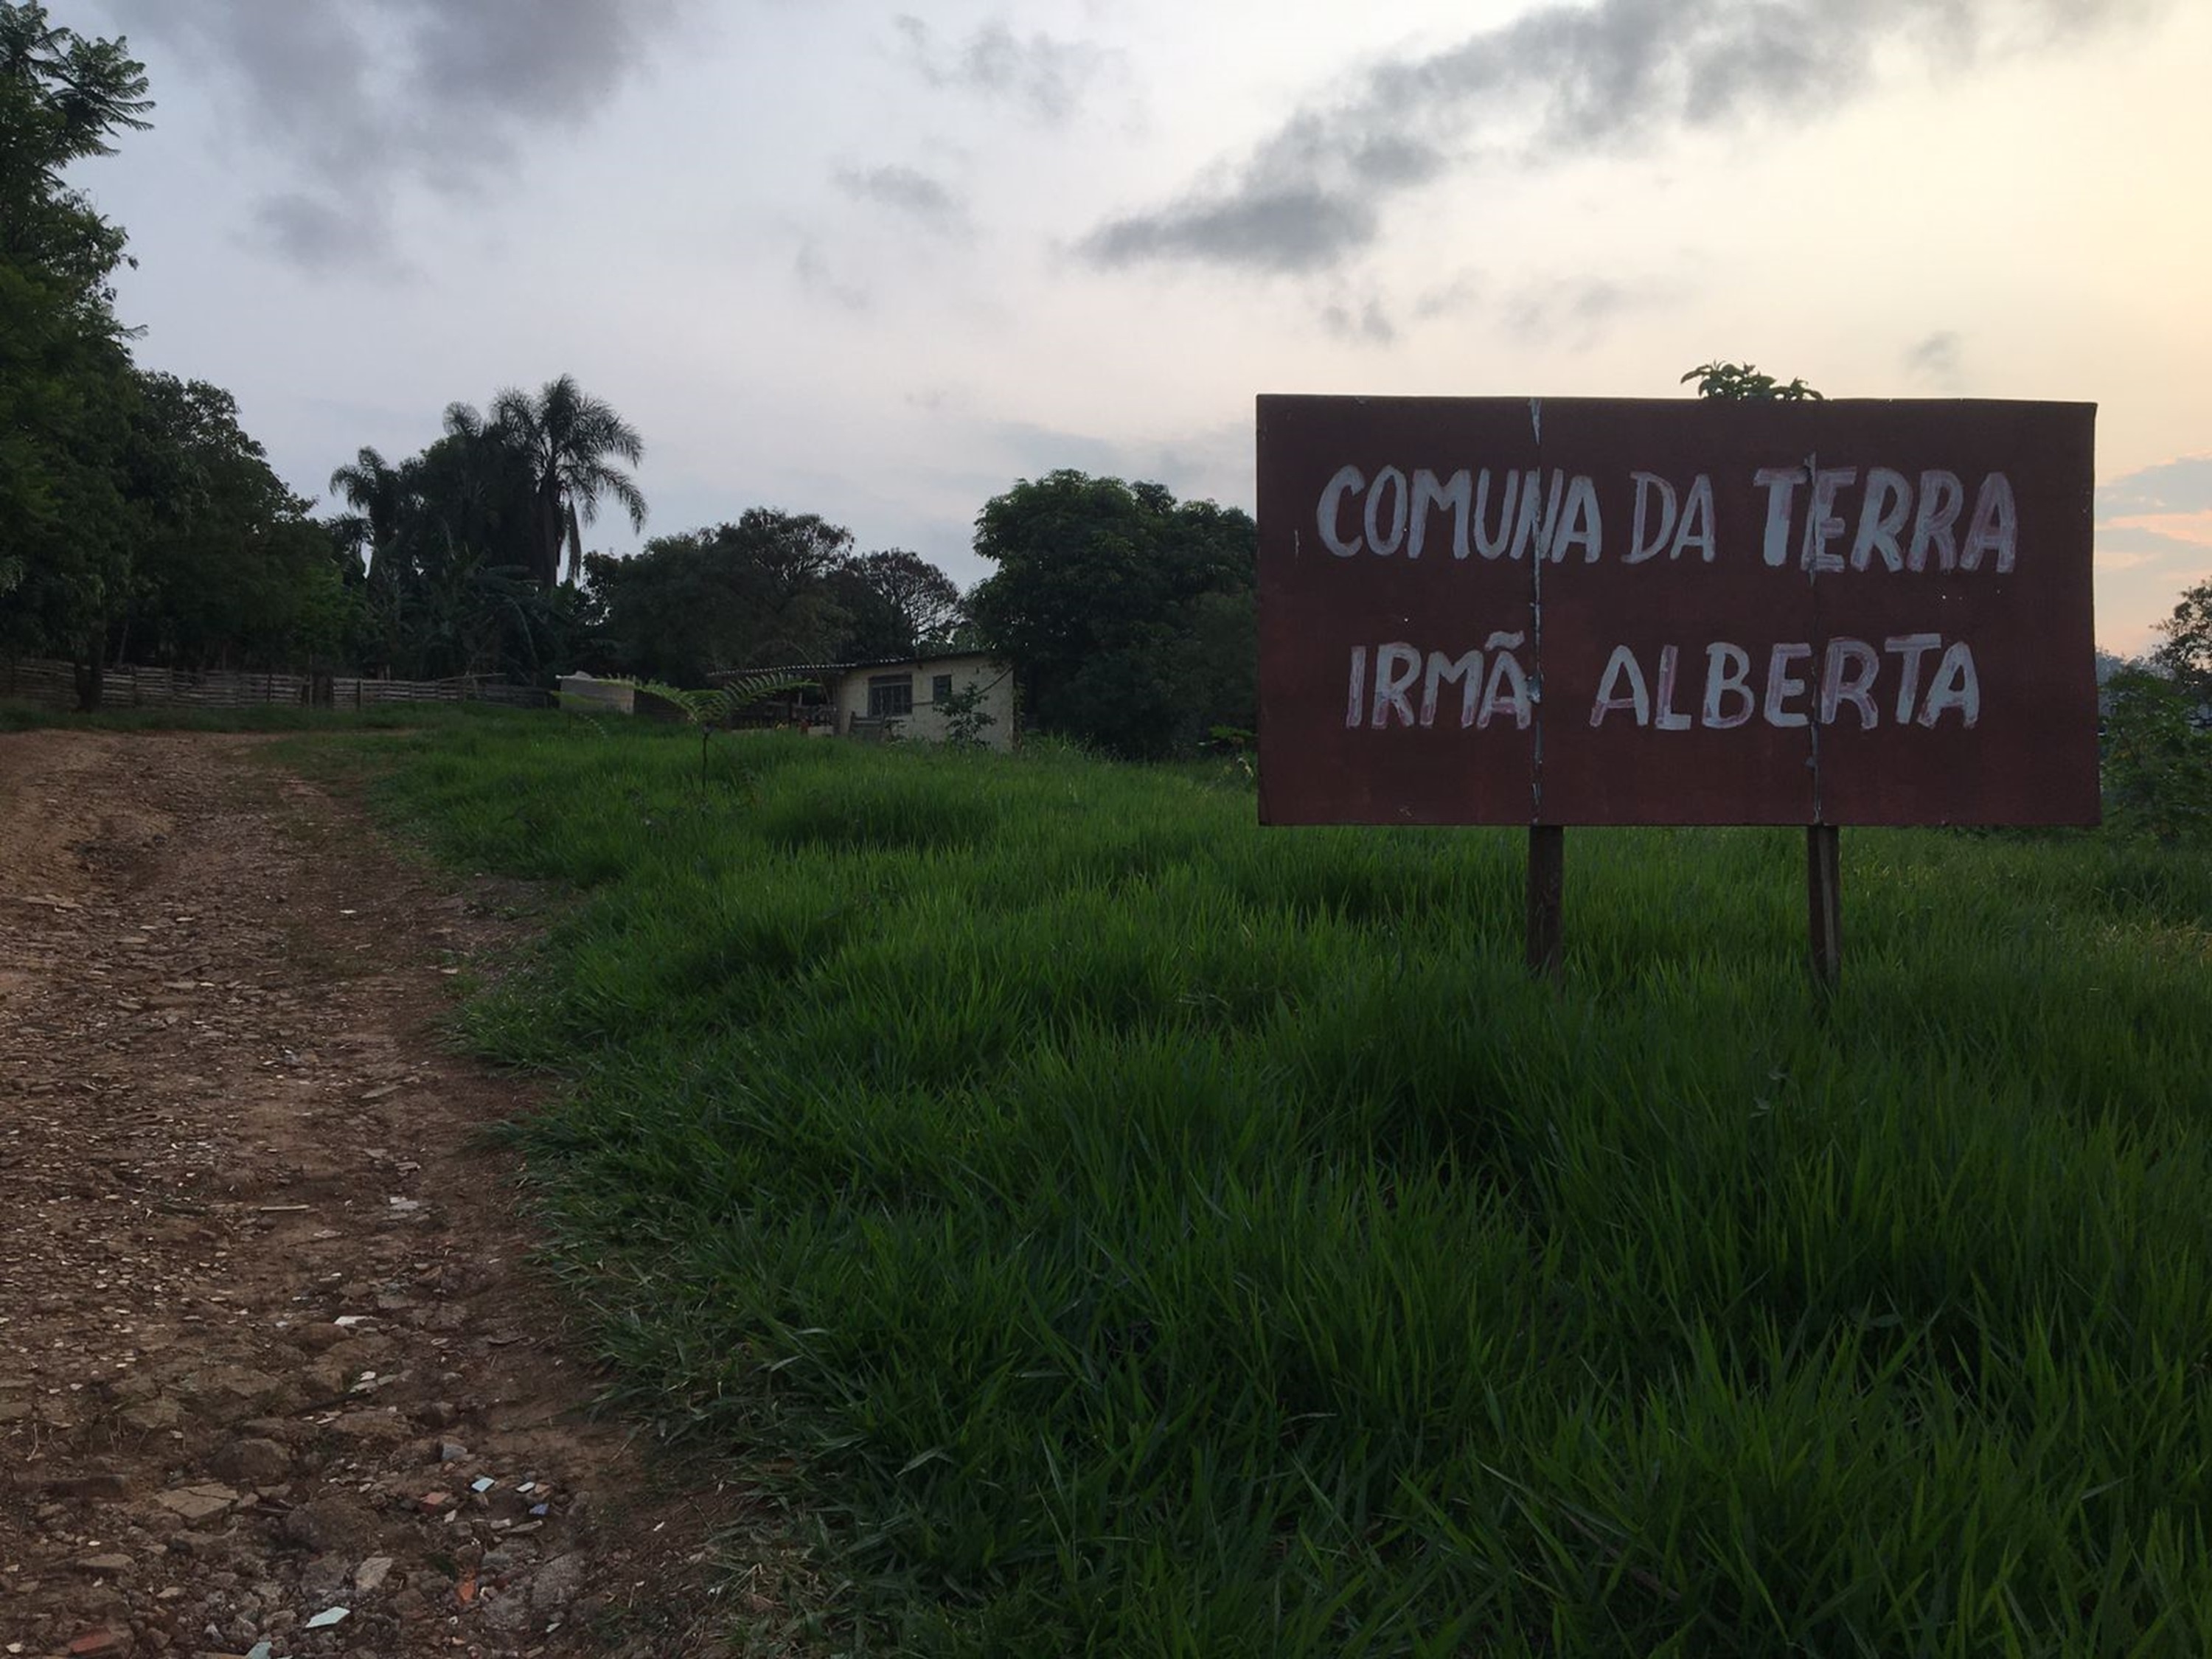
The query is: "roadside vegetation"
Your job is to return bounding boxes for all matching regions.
[333,715,2212,1655]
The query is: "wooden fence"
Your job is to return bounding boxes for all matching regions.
[1,657,549,712]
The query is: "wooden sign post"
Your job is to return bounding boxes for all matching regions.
[1254,395,2100,984]
[1526,824,1564,984]
[1806,824,1841,992]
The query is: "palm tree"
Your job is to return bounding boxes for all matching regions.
[489,375,647,590]
[416,400,537,577]
[327,445,413,579]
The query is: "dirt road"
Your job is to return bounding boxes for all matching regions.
[0,732,759,1658]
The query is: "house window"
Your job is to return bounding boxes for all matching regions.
[931,674,954,703]
[867,675,914,717]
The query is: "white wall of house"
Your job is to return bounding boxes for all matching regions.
[558,673,635,715]
[830,655,1016,750]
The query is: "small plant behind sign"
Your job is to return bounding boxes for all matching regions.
[1681,361,1826,401]
[2101,669,2212,844]
[937,681,998,750]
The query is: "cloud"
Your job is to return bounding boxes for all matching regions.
[988,418,1251,506]
[2098,521,2211,557]
[1319,296,1397,347]
[2098,454,2212,518]
[2107,512,2212,549]
[835,164,970,237]
[2093,459,2212,590]
[1411,272,1486,322]
[794,237,869,311]
[894,15,1117,124]
[253,193,408,279]
[1904,330,1964,386]
[101,0,685,268]
[2095,548,2167,573]
[1081,0,2163,275]
[1503,275,1674,349]
[1083,185,1379,275]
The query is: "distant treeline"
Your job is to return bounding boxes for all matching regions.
[0,5,1255,755]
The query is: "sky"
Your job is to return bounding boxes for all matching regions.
[64,0,2212,653]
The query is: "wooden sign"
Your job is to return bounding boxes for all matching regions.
[1256,395,2099,829]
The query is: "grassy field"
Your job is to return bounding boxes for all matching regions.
[324,718,2209,1652]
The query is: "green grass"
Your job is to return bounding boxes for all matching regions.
[355,720,2212,1655]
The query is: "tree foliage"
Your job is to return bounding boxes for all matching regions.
[490,375,647,589]
[1683,361,1825,401]
[582,512,967,686]
[2102,668,2212,843]
[0,2,147,701]
[120,372,347,671]
[327,386,637,681]
[2153,577,2212,706]
[967,470,1256,758]
[0,8,341,703]
[830,549,965,659]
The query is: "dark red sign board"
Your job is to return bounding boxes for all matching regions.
[1256,395,2098,827]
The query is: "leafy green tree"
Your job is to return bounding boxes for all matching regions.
[1683,361,1825,401]
[0,1,151,705]
[327,445,413,577]
[584,509,864,684]
[1,4,149,282]
[2102,667,2212,843]
[968,470,1256,758]
[0,347,138,705]
[329,398,585,679]
[829,548,966,658]
[122,372,347,669]
[489,375,647,589]
[2153,578,2212,706]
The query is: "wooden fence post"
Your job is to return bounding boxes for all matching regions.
[1806,824,1841,992]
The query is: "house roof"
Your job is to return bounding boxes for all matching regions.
[708,651,1002,685]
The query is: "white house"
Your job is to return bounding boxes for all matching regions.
[718,653,1018,751]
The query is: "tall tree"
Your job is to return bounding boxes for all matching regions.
[968,470,1256,757]
[329,394,603,679]
[0,1,152,706]
[489,375,647,589]
[2154,578,2212,706]
[831,548,966,658]
[123,371,346,670]
[584,509,862,684]
[327,445,414,576]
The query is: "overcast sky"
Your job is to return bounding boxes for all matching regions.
[70,0,2212,651]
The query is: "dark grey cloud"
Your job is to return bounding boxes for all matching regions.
[1905,330,1964,385]
[101,0,684,268]
[835,164,970,237]
[894,15,1117,124]
[1084,186,1377,275]
[1082,0,2164,275]
[254,194,407,279]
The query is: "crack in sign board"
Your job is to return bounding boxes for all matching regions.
[1254,394,2098,827]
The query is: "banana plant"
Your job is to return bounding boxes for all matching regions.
[665,672,819,785]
